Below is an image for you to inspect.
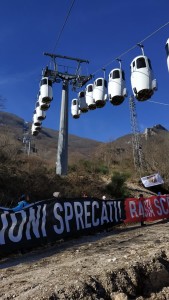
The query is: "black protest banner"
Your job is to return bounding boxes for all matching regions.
[0,198,125,254]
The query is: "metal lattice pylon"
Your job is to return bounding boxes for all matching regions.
[22,121,31,156]
[129,95,147,175]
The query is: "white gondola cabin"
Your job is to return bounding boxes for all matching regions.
[71,99,80,119]
[165,38,169,72]
[108,69,127,105]
[33,110,42,127]
[31,123,41,136]
[85,84,96,110]
[78,91,88,113]
[36,102,46,121]
[130,55,157,101]
[93,78,107,108]
[40,77,53,103]
[38,92,50,111]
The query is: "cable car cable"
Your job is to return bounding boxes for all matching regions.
[45,0,76,71]
[52,0,76,53]
[92,21,169,76]
[148,100,169,106]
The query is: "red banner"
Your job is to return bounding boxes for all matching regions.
[124,195,169,223]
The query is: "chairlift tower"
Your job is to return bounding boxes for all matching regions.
[43,52,92,176]
[129,95,145,175]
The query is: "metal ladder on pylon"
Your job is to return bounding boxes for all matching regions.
[129,95,147,176]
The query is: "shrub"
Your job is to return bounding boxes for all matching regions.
[95,164,109,175]
[106,171,130,198]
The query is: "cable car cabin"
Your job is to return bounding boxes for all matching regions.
[165,38,169,72]
[36,102,46,121]
[32,122,41,131]
[130,55,157,101]
[31,124,41,136]
[93,78,107,108]
[78,91,88,113]
[31,128,38,136]
[108,69,127,105]
[33,123,41,131]
[40,77,53,104]
[33,110,42,127]
[85,84,96,110]
[38,92,50,111]
[71,99,80,119]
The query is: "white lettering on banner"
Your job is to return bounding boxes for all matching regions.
[118,201,122,220]
[41,204,47,237]
[53,203,64,234]
[0,211,9,245]
[64,202,73,232]
[113,202,119,222]
[0,205,47,245]
[159,197,168,215]
[154,199,163,215]
[92,201,99,226]
[129,201,138,218]
[143,200,155,217]
[0,200,122,249]
[74,202,84,230]
[128,197,169,220]
[53,200,121,233]
[9,211,27,243]
[101,202,109,225]
[26,206,41,240]
[106,201,114,222]
[138,201,145,217]
[84,201,91,228]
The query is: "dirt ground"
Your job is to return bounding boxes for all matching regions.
[1,220,169,300]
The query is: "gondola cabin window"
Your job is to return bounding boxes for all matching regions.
[72,99,77,105]
[96,79,103,86]
[41,78,52,87]
[87,85,93,92]
[79,91,85,97]
[95,79,107,88]
[113,70,120,79]
[136,57,146,69]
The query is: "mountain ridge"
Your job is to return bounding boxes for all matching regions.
[0,111,103,163]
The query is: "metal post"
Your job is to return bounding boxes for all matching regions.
[43,51,91,176]
[28,139,31,156]
[56,80,69,175]
[137,43,145,56]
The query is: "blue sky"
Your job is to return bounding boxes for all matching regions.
[0,0,169,142]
